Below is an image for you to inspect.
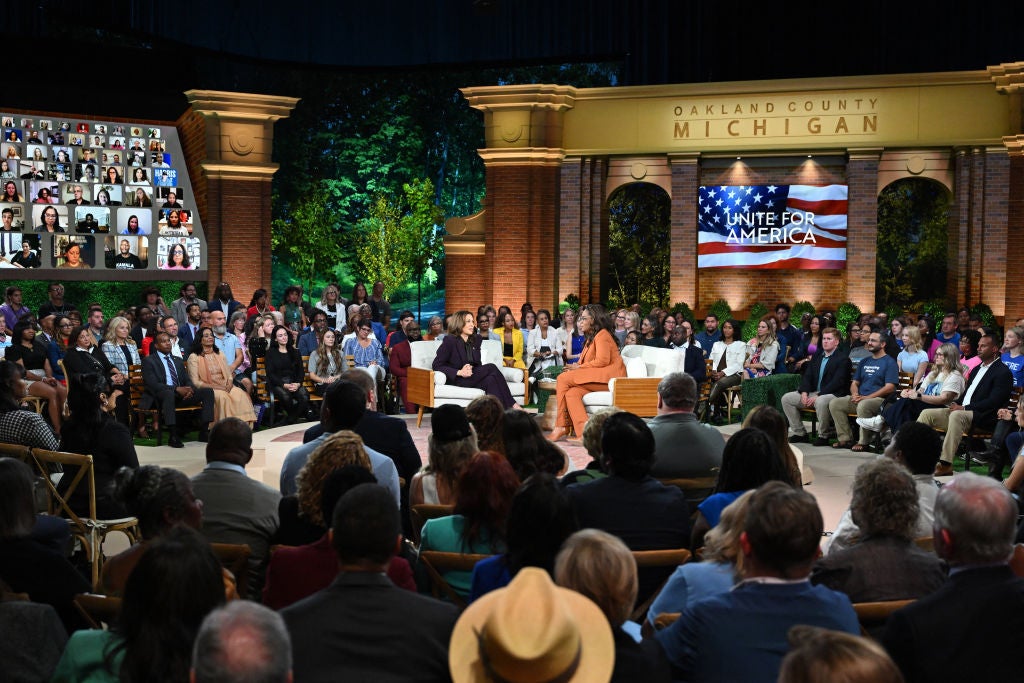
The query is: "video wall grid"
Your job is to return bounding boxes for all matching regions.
[0,115,204,274]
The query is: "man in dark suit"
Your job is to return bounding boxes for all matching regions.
[303,370,421,535]
[281,484,457,683]
[566,412,690,604]
[178,303,202,355]
[918,333,1014,476]
[129,305,154,347]
[882,472,1024,682]
[670,326,707,383]
[142,332,214,448]
[781,327,851,446]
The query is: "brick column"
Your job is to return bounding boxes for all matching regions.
[669,153,700,308]
[183,90,298,298]
[845,149,882,312]
[1005,136,1024,319]
[948,149,971,306]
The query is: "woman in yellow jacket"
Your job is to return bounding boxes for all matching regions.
[497,311,527,369]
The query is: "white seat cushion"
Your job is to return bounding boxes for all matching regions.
[434,385,486,400]
[624,355,648,378]
[411,340,442,369]
[582,390,612,407]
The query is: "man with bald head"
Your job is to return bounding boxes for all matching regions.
[192,601,292,683]
[883,472,1024,682]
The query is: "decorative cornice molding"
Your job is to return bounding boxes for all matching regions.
[989,62,1024,94]
[476,148,566,166]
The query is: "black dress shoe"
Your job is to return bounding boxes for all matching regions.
[168,435,184,448]
[813,436,831,447]
[788,434,809,444]
[198,428,209,443]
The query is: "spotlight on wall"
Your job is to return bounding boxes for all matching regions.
[807,154,813,158]
[736,156,741,160]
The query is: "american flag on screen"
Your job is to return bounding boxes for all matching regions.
[697,184,848,269]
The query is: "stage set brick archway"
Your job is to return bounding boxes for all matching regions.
[447,62,1024,322]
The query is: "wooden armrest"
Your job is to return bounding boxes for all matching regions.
[407,367,435,408]
[611,377,663,417]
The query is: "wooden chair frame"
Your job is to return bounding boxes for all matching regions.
[853,599,914,637]
[630,548,692,622]
[210,542,252,600]
[418,550,491,610]
[409,503,454,545]
[73,593,123,630]
[30,448,139,590]
[658,476,718,510]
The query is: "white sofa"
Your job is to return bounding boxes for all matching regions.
[407,338,528,426]
[582,344,685,417]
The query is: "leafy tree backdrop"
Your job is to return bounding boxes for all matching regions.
[607,183,671,309]
[875,178,950,312]
[269,62,620,307]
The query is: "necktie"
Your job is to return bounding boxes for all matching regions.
[164,354,179,385]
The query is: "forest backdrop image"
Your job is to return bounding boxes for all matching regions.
[268,63,619,317]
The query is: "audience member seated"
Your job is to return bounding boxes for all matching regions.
[779,625,904,683]
[431,310,518,409]
[279,381,399,504]
[419,451,518,598]
[0,360,58,449]
[342,318,387,383]
[526,308,563,386]
[469,474,579,602]
[897,325,930,386]
[452,567,615,683]
[744,316,780,378]
[389,319,421,413]
[812,458,947,605]
[63,323,130,422]
[917,333,1013,476]
[101,465,237,597]
[53,527,226,683]
[864,342,964,438]
[0,458,89,633]
[464,394,506,455]
[882,473,1024,682]
[916,316,942,362]
[558,308,584,362]
[191,418,280,596]
[496,311,526,370]
[187,329,256,427]
[640,314,666,348]
[827,330,898,452]
[647,490,753,628]
[58,372,139,518]
[410,403,477,507]
[264,324,310,425]
[744,405,804,487]
[297,310,327,357]
[191,601,292,683]
[561,406,620,486]
[668,323,707,383]
[548,304,626,442]
[281,484,458,682]
[704,318,746,422]
[791,315,822,373]
[277,430,371,546]
[566,412,691,605]
[0,577,67,683]
[656,481,859,683]
[690,427,792,549]
[142,331,215,448]
[781,326,850,446]
[958,328,982,380]
[263,466,414,610]
[828,422,941,554]
[6,318,67,434]
[648,372,725,479]
[503,409,568,480]
[555,529,671,682]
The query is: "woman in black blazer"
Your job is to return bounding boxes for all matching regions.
[432,310,516,409]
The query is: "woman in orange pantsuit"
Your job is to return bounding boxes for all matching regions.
[548,304,626,441]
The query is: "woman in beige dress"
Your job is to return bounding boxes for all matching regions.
[187,327,256,427]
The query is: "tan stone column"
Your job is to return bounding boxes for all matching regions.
[183,90,299,299]
[461,85,575,311]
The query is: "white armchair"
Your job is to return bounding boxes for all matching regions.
[407,339,528,427]
[582,344,684,418]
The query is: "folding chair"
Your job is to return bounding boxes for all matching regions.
[29,448,140,590]
[211,542,252,600]
[658,476,718,511]
[73,593,123,630]
[410,503,454,544]
[853,599,915,638]
[418,551,491,610]
[631,548,692,622]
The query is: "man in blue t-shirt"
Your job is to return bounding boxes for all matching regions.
[827,330,899,450]
[695,313,722,358]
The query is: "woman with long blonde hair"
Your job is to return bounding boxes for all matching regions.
[897,325,929,386]
[743,315,779,378]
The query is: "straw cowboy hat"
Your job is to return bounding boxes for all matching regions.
[449,567,614,683]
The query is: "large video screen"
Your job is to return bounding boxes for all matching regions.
[0,116,203,273]
[697,184,847,270]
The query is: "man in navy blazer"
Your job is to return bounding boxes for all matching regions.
[142,332,214,447]
[918,333,1013,476]
[281,484,457,683]
[781,327,851,446]
[883,473,1024,682]
[303,370,421,533]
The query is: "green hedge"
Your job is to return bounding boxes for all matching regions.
[0,280,208,315]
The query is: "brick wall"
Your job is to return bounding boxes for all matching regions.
[203,177,273,303]
[1007,150,1024,320]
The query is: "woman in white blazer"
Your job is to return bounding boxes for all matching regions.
[705,319,747,421]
